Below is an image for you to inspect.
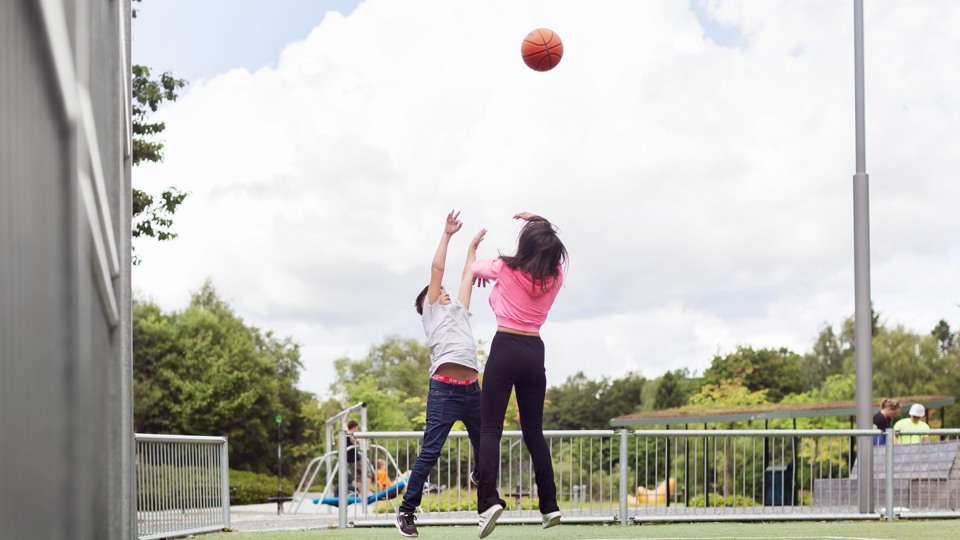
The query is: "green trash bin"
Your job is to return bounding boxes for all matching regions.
[764,465,795,506]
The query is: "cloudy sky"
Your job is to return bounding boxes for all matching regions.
[132,0,960,398]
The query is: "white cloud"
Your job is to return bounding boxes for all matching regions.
[133,0,960,397]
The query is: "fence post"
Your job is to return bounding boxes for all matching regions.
[360,408,369,516]
[221,438,231,528]
[339,430,348,529]
[619,429,629,525]
[885,428,894,522]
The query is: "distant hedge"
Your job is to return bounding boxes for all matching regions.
[231,469,296,506]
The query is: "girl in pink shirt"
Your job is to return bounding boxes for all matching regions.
[472,212,567,538]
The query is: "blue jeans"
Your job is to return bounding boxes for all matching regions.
[399,378,482,513]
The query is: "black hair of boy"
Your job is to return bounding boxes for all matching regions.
[415,285,429,315]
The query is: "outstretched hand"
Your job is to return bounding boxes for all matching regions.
[473,277,490,288]
[470,228,487,249]
[445,210,463,235]
[513,212,538,222]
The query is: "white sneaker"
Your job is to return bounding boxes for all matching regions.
[477,504,504,538]
[541,511,561,529]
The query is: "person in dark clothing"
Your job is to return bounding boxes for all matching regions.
[872,398,901,445]
[471,212,567,538]
[340,418,361,494]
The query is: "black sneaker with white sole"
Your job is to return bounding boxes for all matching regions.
[396,511,418,537]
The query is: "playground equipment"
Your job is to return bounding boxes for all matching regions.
[290,441,410,514]
[292,402,451,516]
[312,471,409,508]
[292,402,447,515]
[292,402,415,515]
[324,402,368,495]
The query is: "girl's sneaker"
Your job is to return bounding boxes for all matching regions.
[541,511,561,529]
[477,504,503,538]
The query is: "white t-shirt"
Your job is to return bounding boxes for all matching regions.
[422,299,481,376]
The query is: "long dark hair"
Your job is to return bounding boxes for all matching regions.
[500,217,567,292]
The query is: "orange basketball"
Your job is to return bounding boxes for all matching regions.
[521,28,563,72]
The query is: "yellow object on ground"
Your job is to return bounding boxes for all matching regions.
[635,477,674,505]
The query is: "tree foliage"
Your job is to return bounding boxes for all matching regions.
[801,324,852,390]
[132,289,960,475]
[932,319,957,356]
[131,65,188,257]
[543,372,646,430]
[133,282,320,473]
[323,311,960,434]
[703,346,805,402]
[653,369,699,410]
[689,379,770,408]
[870,325,940,398]
[131,0,188,262]
[331,336,433,431]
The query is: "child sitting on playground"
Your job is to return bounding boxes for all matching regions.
[396,211,486,538]
[376,459,392,492]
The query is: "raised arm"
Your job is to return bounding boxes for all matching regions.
[427,210,462,305]
[513,211,547,223]
[458,228,486,309]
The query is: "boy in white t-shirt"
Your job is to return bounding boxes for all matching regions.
[395,210,486,538]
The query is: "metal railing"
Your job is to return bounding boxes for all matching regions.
[135,434,230,540]
[315,428,960,527]
[631,429,878,521]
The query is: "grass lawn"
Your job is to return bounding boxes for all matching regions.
[199,519,959,540]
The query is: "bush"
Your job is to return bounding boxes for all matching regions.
[687,493,757,508]
[230,469,296,505]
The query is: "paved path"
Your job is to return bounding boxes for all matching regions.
[230,502,340,532]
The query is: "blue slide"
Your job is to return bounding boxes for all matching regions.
[315,477,408,507]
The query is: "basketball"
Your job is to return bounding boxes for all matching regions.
[521,28,563,72]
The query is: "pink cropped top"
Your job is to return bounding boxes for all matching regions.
[471,259,563,333]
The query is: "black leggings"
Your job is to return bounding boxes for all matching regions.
[477,331,558,514]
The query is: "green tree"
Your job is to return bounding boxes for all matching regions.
[543,372,603,429]
[703,346,805,402]
[131,1,188,262]
[131,65,187,257]
[802,324,852,390]
[653,370,685,410]
[133,282,319,473]
[931,319,956,356]
[870,324,940,398]
[604,372,646,420]
[689,379,770,408]
[543,372,645,430]
[934,346,960,427]
[330,336,433,430]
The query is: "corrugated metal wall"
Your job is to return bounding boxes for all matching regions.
[0,1,134,539]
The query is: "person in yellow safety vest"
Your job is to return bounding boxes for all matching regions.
[893,403,931,444]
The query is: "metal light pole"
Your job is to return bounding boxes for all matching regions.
[276,415,283,514]
[852,0,874,514]
[268,414,293,515]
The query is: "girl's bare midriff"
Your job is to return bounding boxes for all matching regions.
[435,362,479,379]
[497,326,539,337]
